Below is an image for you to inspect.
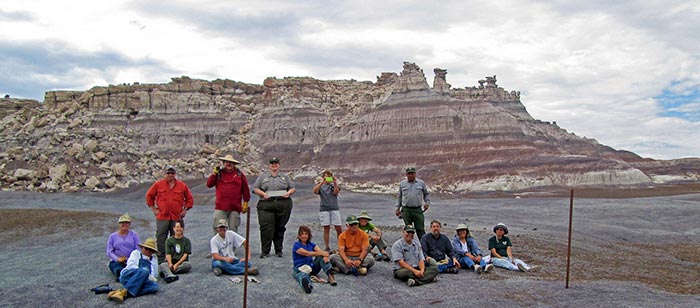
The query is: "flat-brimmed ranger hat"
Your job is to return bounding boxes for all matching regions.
[456,223,469,232]
[493,223,509,235]
[404,224,416,233]
[269,157,280,163]
[346,215,359,225]
[216,219,229,228]
[405,167,416,173]
[138,238,159,253]
[357,211,372,221]
[219,154,241,164]
[118,213,132,223]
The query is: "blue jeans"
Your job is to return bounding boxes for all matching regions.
[433,258,457,273]
[108,260,125,277]
[458,256,487,269]
[492,257,529,271]
[119,267,158,297]
[292,256,332,290]
[212,259,250,275]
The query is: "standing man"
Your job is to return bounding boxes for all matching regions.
[146,165,194,263]
[253,157,296,258]
[395,167,431,239]
[312,169,342,252]
[421,220,460,274]
[207,154,251,234]
[329,215,375,275]
[391,224,438,287]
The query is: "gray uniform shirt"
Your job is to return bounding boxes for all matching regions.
[317,183,339,211]
[391,237,425,270]
[396,178,430,208]
[253,173,295,192]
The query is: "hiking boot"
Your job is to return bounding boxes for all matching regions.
[528,265,539,272]
[517,263,527,272]
[447,267,459,274]
[383,254,391,262]
[275,251,283,258]
[165,275,179,283]
[108,288,127,303]
[328,273,337,286]
[246,267,259,275]
[358,267,367,275]
[260,252,270,259]
[407,278,416,287]
[213,268,222,276]
[484,264,494,273]
[474,265,483,274]
[301,277,312,294]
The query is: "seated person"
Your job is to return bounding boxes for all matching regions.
[489,223,536,272]
[357,210,390,261]
[421,220,460,274]
[329,215,375,275]
[391,224,438,286]
[452,223,493,274]
[108,238,159,303]
[210,219,258,276]
[158,220,191,283]
[292,225,337,294]
[106,213,140,281]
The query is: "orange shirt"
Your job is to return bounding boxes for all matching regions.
[338,230,369,257]
[145,179,194,221]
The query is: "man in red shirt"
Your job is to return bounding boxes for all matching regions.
[146,166,194,263]
[207,154,251,234]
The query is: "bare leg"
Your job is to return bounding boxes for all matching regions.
[334,225,342,238]
[324,225,331,250]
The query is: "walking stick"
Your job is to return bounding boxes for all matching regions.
[243,205,251,308]
[565,189,574,289]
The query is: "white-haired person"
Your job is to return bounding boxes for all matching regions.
[488,223,536,272]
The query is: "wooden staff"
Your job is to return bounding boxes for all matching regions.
[565,189,574,289]
[243,205,251,307]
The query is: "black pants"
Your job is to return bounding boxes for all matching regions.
[257,198,293,254]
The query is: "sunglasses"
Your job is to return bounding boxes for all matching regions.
[495,228,505,232]
[166,172,176,174]
[349,223,359,226]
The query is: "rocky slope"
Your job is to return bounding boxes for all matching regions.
[1,62,698,193]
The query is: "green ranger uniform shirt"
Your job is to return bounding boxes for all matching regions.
[488,235,512,257]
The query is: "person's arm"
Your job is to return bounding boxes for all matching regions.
[253,176,269,199]
[373,226,382,238]
[420,235,431,261]
[507,246,515,263]
[284,176,296,198]
[358,234,370,262]
[332,178,340,195]
[206,173,217,188]
[183,183,194,210]
[312,181,323,194]
[422,181,430,211]
[106,235,118,261]
[145,182,160,216]
[395,184,403,216]
[241,172,251,202]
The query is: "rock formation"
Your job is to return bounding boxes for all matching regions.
[1,62,698,193]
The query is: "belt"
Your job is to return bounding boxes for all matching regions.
[266,197,287,201]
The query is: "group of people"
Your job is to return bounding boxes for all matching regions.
[104,156,536,302]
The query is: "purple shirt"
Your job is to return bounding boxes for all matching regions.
[106,230,140,261]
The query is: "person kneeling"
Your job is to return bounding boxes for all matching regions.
[108,238,159,303]
[210,219,258,276]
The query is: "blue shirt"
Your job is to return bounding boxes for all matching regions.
[292,240,316,268]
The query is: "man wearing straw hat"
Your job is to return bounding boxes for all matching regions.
[108,238,160,303]
[207,154,251,234]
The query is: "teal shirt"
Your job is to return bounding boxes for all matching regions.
[488,235,512,258]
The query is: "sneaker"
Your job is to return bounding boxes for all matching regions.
[484,264,494,273]
[432,277,438,283]
[260,252,270,259]
[447,267,459,274]
[407,278,416,287]
[358,267,367,275]
[328,273,337,286]
[474,265,483,274]
[164,275,179,283]
[213,268,222,276]
[517,263,527,272]
[246,267,259,275]
[302,277,312,294]
[527,265,539,272]
[275,251,283,258]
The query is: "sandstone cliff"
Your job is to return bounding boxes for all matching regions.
[1,62,698,193]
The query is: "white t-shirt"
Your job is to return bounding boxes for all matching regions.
[210,230,245,258]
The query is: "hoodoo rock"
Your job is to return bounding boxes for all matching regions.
[0,62,698,193]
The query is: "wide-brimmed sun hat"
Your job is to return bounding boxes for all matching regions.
[357,210,372,221]
[456,223,469,232]
[493,223,509,235]
[117,213,132,223]
[219,154,241,164]
[216,219,229,228]
[138,238,159,253]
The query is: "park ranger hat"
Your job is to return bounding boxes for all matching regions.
[357,210,372,221]
[117,213,132,223]
[138,238,159,253]
[404,224,416,233]
[269,157,280,163]
[216,219,229,228]
[219,154,241,164]
[405,167,416,173]
[493,223,509,235]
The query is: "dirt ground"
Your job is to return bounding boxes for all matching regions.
[0,182,699,307]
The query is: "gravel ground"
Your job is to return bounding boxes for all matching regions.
[0,181,699,308]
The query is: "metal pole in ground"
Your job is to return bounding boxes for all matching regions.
[243,207,251,307]
[565,189,574,288]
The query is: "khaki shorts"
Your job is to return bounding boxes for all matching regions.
[319,210,341,226]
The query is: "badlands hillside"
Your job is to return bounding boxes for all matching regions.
[1,62,698,194]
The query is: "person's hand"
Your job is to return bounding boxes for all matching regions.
[283,191,291,198]
[150,206,160,216]
[414,268,424,278]
[179,210,187,218]
[172,263,179,271]
[475,255,482,263]
[395,208,401,217]
[353,259,362,267]
[454,258,461,268]
[213,166,220,175]
[423,203,430,212]
[242,201,249,213]
[117,256,127,263]
[320,251,329,258]
[323,255,330,263]
[262,193,270,200]
[227,257,235,263]
[345,259,354,267]
[371,235,380,242]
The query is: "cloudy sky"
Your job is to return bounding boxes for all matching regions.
[2,0,699,159]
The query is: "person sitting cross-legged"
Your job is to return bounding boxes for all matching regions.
[391,224,438,286]
[421,220,460,274]
[210,219,259,276]
[329,215,375,275]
